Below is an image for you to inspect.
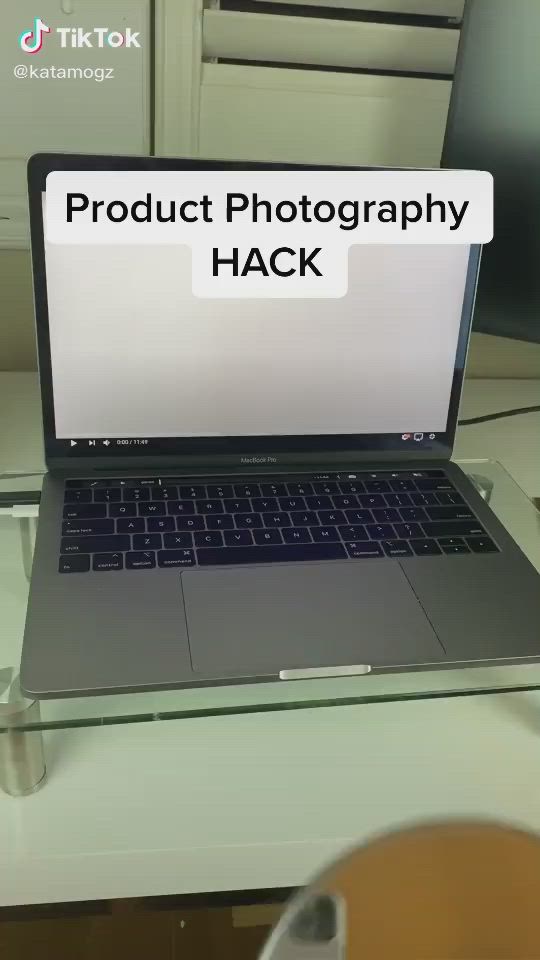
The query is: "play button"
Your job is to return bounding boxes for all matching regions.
[70,440,77,447]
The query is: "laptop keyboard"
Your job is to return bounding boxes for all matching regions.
[59,470,499,573]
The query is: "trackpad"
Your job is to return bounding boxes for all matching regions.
[181,562,445,677]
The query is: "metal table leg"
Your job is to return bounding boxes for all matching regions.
[0,671,46,796]
[17,514,38,583]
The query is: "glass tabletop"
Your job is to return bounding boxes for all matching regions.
[1,459,540,734]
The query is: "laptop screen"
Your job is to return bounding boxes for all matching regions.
[42,231,471,443]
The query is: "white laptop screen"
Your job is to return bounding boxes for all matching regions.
[43,232,471,443]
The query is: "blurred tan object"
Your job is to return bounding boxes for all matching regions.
[260,821,540,959]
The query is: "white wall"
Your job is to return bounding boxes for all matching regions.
[0,0,151,367]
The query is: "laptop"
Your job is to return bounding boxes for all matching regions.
[21,153,540,699]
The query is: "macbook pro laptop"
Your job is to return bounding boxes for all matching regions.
[21,153,540,698]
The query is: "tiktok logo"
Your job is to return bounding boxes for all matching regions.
[19,18,51,54]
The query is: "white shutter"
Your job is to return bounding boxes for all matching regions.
[248,0,464,16]
[199,62,451,167]
[203,9,459,75]
[192,0,460,168]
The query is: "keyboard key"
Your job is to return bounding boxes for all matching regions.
[411,492,438,507]
[252,498,279,513]
[385,493,412,507]
[133,534,162,550]
[393,522,423,540]
[234,483,261,498]
[126,551,155,570]
[345,541,383,559]
[438,537,468,548]
[263,513,291,527]
[123,487,151,501]
[176,516,205,531]
[167,500,195,515]
[313,482,339,495]
[279,497,306,511]
[440,539,470,555]
[195,531,224,547]
[339,525,368,541]
[426,506,475,521]
[61,535,130,554]
[224,499,251,514]
[197,542,346,566]
[359,494,385,508]
[399,507,427,522]
[63,503,106,519]
[62,519,113,537]
[207,484,233,499]
[64,489,92,503]
[332,495,359,510]
[422,520,486,538]
[306,495,332,511]
[283,527,311,543]
[416,478,455,491]
[153,486,178,500]
[260,483,287,497]
[290,511,318,526]
[206,515,234,530]
[93,553,123,571]
[339,481,365,494]
[138,501,166,516]
[382,539,413,558]
[158,549,195,568]
[367,524,395,540]
[345,509,373,524]
[364,480,390,493]
[436,492,465,506]
[109,502,137,518]
[225,530,253,546]
[94,488,121,502]
[410,538,442,556]
[235,513,262,528]
[372,508,400,523]
[147,517,175,532]
[390,478,416,492]
[467,536,498,553]
[196,499,224,514]
[287,482,314,496]
[59,554,90,573]
[179,485,206,499]
[164,532,193,549]
[254,529,282,545]
[117,518,145,533]
[318,510,346,526]
[311,526,339,542]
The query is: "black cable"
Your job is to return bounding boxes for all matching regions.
[458,405,540,426]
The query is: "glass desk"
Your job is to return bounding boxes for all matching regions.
[1,459,540,794]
